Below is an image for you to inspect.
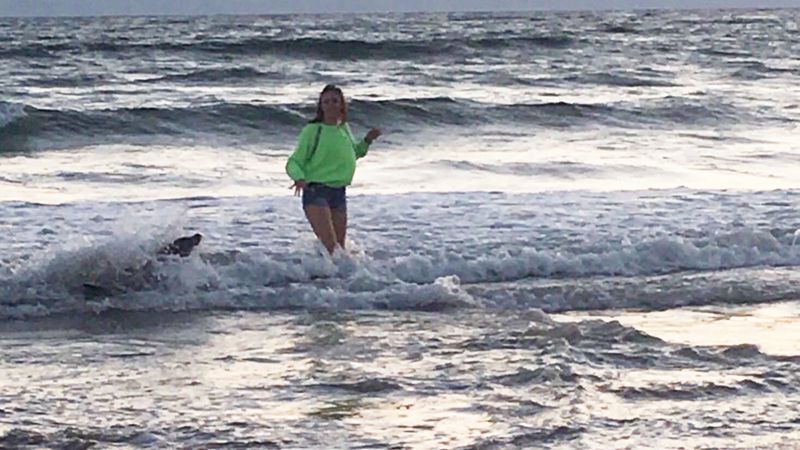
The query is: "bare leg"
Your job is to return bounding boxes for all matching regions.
[304,205,337,254]
[331,208,347,249]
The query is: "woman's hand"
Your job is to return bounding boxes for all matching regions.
[290,180,307,196]
[365,128,382,144]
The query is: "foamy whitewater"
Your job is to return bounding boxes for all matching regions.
[1,9,800,449]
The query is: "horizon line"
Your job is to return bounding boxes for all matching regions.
[1,5,796,19]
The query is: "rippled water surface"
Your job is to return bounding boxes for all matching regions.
[3,309,800,449]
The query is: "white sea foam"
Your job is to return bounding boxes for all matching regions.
[0,101,25,128]
[1,188,799,319]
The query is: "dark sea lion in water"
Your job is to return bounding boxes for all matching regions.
[158,233,203,257]
[82,233,203,297]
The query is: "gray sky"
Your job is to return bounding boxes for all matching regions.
[1,0,799,17]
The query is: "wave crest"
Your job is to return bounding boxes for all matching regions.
[2,225,799,319]
[7,34,577,60]
[0,102,26,129]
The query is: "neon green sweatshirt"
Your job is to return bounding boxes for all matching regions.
[285,122,370,187]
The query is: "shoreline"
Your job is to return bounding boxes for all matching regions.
[558,299,800,356]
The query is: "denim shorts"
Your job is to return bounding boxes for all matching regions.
[302,182,347,210]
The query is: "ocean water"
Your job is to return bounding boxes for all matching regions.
[2,9,800,449]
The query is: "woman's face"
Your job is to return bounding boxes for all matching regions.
[320,91,343,121]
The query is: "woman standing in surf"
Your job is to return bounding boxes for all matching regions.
[286,84,381,255]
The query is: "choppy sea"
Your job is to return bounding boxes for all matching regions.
[2,9,800,449]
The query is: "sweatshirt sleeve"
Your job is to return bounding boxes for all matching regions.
[285,125,316,181]
[344,123,370,159]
